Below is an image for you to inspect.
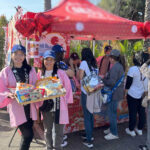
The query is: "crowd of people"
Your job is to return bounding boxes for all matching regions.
[0,44,149,150]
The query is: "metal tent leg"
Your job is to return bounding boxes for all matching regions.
[8,127,18,147]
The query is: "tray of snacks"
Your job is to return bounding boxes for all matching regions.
[11,77,66,105]
[36,76,66,97]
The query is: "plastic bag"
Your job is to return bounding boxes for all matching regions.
[101,87,112,104]
[82,71,102,94]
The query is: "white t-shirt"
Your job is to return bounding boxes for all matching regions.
[79,61,91,94]
[44,70,56,112]
[127,66,148,99]
[45,70,53,77]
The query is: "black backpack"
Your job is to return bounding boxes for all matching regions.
[39,99,54,112]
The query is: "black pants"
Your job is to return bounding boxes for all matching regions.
[127,94,146,131]
[18,119,34,150]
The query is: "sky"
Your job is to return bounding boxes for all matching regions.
[0,0,100,21]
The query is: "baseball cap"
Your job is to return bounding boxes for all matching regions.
[43,50,56,59]
[110,49,120,57]
[70,52,79,60]
[52,44,66,53]
[11,44,26,54]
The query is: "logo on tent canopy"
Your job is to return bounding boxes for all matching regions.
[66,2,104,19]
[38,32,67,56]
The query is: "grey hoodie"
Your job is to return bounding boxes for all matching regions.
[102,62,124,101]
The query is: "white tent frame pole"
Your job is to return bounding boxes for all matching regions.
[25,37,29,63]
[92,39,95,56]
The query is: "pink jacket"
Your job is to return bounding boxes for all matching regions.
[0,66,42,127]
[37,69,73,124]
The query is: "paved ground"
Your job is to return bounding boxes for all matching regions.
[0,108,147,150]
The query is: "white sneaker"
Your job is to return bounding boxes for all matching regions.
[61,140,68,147]
[63,134,68,140]
[104,133,119,140]
[135,128,143,135]
[104,128,110,134]
[125,128,136,137]
[82,139,93,148]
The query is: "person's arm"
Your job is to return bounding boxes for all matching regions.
[78,61,87,80]
[102,66,118,88]
[0,69,13,108]
[58,70,73,104]
[125,76,133,90]
[124,75,133,96]
[79,69,84,80]
[66,69,75,78]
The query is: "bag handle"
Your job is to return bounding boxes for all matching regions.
[137,67,146,91]
[111,74,125,93]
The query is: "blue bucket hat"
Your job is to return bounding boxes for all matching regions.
[52,44,66,54]
[12,44,26,54]
[43,50,56,59]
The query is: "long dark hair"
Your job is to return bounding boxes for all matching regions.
[55,51,64,62]
[41,59,46,76]
[110,55,126,71]
[10,58,32,73]
[81,48,97,71]
[133,51,149,67]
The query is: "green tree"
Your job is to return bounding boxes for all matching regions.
[143,0,150,52]
[44,0,51,11]
[99,0,145,21]
[0,15,8,70]
[118,40,144,67]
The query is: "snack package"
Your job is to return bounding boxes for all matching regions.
[29,89,45,100]
[16,83,34,91]
[15,83,33,102]
[15,82,46,104]
[8,87,16,94]
[36,77,66,97]
[16,87,45,103]
[16,89,31,102]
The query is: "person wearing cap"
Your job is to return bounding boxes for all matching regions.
[102,49,125,140]
[0,44,42,150]
[52,44,75,78]
[125,51,148,139]
[37,50,73,150]
[97,45,112,78]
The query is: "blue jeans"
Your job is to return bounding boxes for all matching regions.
[146,102,150,149]
[81,92,94,142]
[107,100,118,136]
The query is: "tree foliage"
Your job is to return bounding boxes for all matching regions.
[44,0,51,11]
[99,0,145,21]
[0,15,8,70]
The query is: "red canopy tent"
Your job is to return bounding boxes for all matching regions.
[15,0,150,40]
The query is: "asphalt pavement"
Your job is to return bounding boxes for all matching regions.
[0,108,147,150]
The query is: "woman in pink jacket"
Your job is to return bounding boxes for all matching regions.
[38,50,73,150]
[0,45,41,150]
